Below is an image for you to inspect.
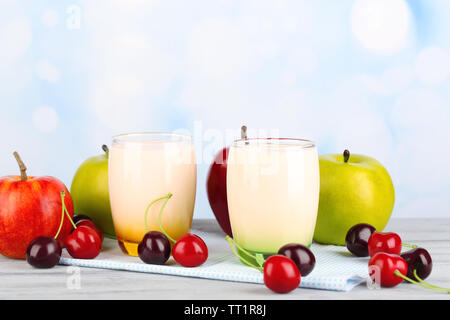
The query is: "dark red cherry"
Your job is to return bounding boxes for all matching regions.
[400,247,433,280]
[345,223,376,257]
[72,214,92,224]
[138,231,171,265]
[26,236,62,268]
[278,243,316,276]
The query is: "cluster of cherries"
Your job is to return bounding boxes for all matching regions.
[137,193,208,268]
[226,236,316,293]
[26,191,103,269]
[346,223,449,293]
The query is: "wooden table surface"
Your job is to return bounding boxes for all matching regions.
[1,218,449,300]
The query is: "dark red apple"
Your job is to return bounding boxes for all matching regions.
[206,147,232,237]
[206,126,248,237]
[0,152,74,259]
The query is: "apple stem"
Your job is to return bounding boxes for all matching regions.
[241,125,248,139]
[394,270,450,293]
[102,145,109,156]
[144,193,176,244]
[241,125,249,145]
[343,149,350,163]
[13,151,27,181]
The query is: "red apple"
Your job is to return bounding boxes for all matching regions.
[206,147,232,237]
[0,152,74,259]
[206,126,248,237]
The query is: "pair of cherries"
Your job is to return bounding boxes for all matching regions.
[137,193,208,268]
[138,231,208,267]
[226,237,316,293]
[26,191,102,269]
[346,223,448,293]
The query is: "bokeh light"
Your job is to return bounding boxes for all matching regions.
[1,1,450,219]
[351,0,412,54]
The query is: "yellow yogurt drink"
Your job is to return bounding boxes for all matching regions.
[108,132,197,256]
[227,138,320,254]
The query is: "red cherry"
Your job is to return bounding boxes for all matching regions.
[76,219,104,243]
[368,232,402,257]
[64,226,102,259]
[368,252,408,287]
[263,255,301,293]
[172,234,208,267]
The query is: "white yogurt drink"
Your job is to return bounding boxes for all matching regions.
[108,133,197,256]
[227,138,320,254]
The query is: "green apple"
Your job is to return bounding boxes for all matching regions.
[313,150,395,245]
[70,145,115,238]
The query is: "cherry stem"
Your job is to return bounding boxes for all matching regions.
[13,151,27,181]
[144,193,176,244]
[402,243,418,248]
[157,194,175,244]
[225,236,264,272]
[61,191,77,230]
[394,270,450,293]
[413,269,450,293]
[54,191,66,239]
[54,191,76,238]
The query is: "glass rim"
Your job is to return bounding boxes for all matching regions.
[231,137,316,149]
[112,131,192,144]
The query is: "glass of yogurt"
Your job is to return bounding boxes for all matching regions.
[108,132,197,256]
[227,138,320,254]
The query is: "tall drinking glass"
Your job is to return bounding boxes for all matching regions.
[227,138,320,255]
[108,132,197,256]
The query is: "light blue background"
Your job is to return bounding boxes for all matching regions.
[1,0,449,219]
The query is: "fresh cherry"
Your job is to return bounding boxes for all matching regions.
[368,232,402,257]
[172,234,208,267]
[263,255,301,293]
[345,223,376,257]
[26,236,62,268]
[401,247,433,280]
[143,193,209,267]
[64,225,102,259]
[26,191,70,268]
[368,252,408,287]
[370,251,450,293]
[278,243,315,276]
[138,231,171,265]
[76,219,104,243]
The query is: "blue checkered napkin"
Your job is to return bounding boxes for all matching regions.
[59,229,369,292]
